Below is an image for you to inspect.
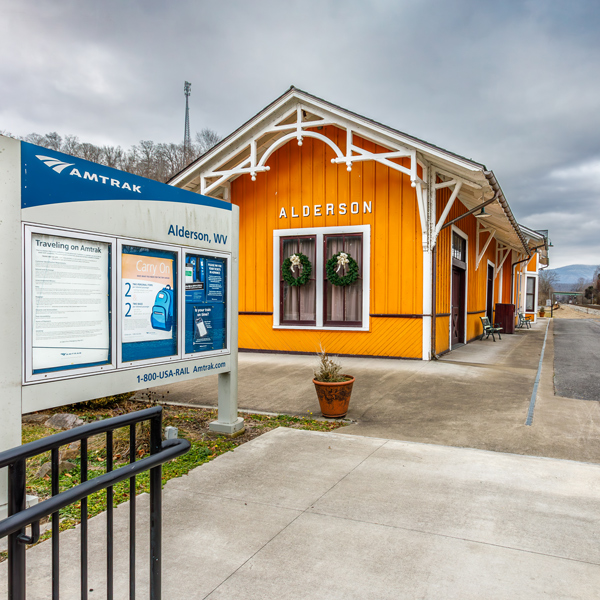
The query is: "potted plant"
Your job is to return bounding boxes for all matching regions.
[312,347,355,418]
[539,307,546,317]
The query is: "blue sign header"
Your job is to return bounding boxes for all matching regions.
[21,142,231,211]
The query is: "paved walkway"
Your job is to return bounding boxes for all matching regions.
[3,428,599,599]
[139,320,600,464]
[554,319,600,401]
[4,321,600,597]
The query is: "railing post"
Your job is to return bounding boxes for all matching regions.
[149,410,163,600]
[0,407,187,600]
[8,458,26,600]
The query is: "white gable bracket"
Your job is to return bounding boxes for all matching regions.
[476,223,496,269]
[495,244,511,277]
[434,181,462,240]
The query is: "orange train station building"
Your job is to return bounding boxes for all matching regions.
[172,88,549,360]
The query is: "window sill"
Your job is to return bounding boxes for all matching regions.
[273,324,370,332]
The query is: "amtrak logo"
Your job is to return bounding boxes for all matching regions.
[36,155,75,173]
[35,154,142,193]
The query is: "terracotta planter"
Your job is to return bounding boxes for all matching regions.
[313,375,355,418]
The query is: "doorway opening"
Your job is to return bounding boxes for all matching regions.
[451,230,467,347]
[451,266,466,346]
[486,264,495,322]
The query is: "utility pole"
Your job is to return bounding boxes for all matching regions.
[184,81,191,164]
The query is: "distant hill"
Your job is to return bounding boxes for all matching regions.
[548,264,599,284]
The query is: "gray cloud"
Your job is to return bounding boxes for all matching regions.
[2,0,600,267]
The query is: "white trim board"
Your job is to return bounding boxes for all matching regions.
[273,225,371,331]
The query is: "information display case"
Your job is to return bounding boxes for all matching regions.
[1,135,243,518]
[24,226,116,381]
[184,252,228,355]
[120,243,179,365]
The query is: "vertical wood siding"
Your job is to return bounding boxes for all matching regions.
[435,189,509,344]
[232,126,423,358]
[239,315,423,358]
[232,125,517,357]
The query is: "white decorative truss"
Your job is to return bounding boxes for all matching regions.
[199,104,422,197]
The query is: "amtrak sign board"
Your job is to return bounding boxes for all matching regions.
[0,135,243,510]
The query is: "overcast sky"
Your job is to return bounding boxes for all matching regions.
[2,0,599,268]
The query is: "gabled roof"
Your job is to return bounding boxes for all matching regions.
[170,86,487,185]
[170,86,529,253]
[520,224,550,266]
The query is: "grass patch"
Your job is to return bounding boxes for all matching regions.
[1,400,346,561]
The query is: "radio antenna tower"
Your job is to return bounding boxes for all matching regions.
[184,81,192,163]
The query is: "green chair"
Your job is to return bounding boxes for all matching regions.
[480,316,503,341]
[517,312,531,329]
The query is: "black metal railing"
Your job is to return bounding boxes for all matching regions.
[0,406,190,600]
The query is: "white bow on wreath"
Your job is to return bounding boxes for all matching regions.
[336,252,349,273]
[289,254,302,273]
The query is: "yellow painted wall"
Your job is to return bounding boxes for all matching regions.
[434,189,500,346]
[527,253,538,272]
[231,125,519,358]
[238,315,423,358]
[232,126,424,358]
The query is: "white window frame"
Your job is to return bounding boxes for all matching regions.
[497,264,503,304]
[525,275,537,314]
[273,225,371,331]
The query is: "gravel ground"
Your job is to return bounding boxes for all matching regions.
[549,304,600,319]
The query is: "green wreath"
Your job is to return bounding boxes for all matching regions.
[282,253,312,286]
[326,252,360,286]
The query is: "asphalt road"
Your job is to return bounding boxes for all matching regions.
[554,319,600,401]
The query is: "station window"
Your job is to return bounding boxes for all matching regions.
[275,226,369,330]
[526,276,536,312]
[324,234,363,326]
[452,232,466,263]
[280,236,317,325]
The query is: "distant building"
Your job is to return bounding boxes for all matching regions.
[171,87,549,359]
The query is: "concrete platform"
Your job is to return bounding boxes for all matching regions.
[137,320,600,464]
[2,428,599,599]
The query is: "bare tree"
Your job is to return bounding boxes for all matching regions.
[42,132,63,151]
[195,128,221,156]
[538,270,558,303]
[62,134,81,157]
[12,127,221,183]
[23,133,46,146]
[101,145,124,169]
[79,142,103,163]
[576,277,587,292]
[159,142,186,179]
